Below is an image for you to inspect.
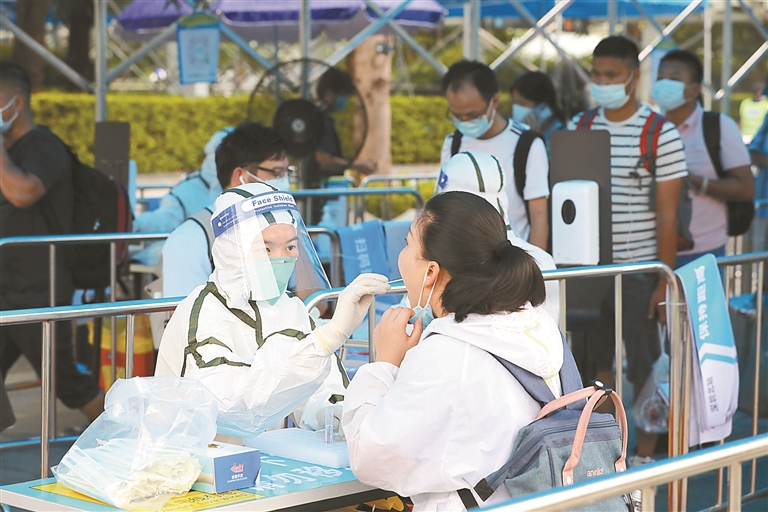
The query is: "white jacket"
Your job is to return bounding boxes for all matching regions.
[156,289,344,436]
[342,306,564,511]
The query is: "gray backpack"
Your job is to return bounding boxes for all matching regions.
[459,337,632,511]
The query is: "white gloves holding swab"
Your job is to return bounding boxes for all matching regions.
[313,273,390,354]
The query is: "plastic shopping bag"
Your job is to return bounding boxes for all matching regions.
[53,376,218,510]
[633,327,670,433]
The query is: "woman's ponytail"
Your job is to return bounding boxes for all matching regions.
[420,192,546,322]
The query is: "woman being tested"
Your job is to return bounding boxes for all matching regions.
[156,182,390,436]
[342,192,566,510]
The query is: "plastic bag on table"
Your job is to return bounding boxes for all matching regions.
[53,376,218,510]
[633,326,670,434]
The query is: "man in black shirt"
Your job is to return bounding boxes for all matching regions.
[0,62,103,422]
[306,68,376,224]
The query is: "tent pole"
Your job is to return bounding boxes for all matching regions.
[0,14,92,92]
[607,0,617,36]
[363,0,447,75]
[300,0,311,99]
[94,0,108,121]
[106,24,176,83]
[721,0,732,115]
[703,1,713,110]
[507,0,590,84]
[490,0,575,71]
[308,0,414,83]
[463,0,480,61]
[637,0,703,62]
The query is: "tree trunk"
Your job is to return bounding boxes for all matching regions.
[11,0,50,91]
[348,35,393,175]
[64,0,94,89]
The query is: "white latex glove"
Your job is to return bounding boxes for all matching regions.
[314,273,390,354]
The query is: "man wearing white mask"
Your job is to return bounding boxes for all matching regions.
[440,61,550,250]
[436,151,561,325]
[156,182,390,436]
[653,50,753,267]
[568,36,687,468]
[161,123,294,299]
[134,127,232,233]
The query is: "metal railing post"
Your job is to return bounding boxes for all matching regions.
[40,321,52,478]
[728,462,743,510]
[368,297,377,363]
[48,244,57,439]
[614,274,623,400]
[559,279,566,332]
[110,242,117,384]
[750,260,763,493]
[125,314,135,379]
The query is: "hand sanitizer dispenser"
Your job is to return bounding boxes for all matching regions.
[552,180,599,265]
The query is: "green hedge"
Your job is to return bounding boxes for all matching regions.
[31,92,748,173]
[31,93,468,172]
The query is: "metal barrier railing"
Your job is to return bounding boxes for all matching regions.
[357,175,436,219]
[359,174,437,188]
[715,252,767,506]
[305,260,687,508]
[491,433,768,512]
[4,254,766,507]
[136,184,173,198]
[0,298,182,478]
[291,187,424,223]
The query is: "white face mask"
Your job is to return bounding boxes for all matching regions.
[651,79,690,112]
[0,97,18,134]
[511,104,533,123]
[590,71,635,110]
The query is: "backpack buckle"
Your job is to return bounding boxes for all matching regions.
[591,380,613,396]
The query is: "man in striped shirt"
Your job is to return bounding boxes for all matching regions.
[568,36,687,466]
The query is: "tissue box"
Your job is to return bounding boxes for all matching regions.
[192,442,260,494]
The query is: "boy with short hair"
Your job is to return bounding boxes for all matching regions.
[568,36,688,466]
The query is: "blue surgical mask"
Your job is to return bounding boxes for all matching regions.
[590,72,634,110]
[511,104,532,123]
[268,256,297,306]
[651,79,688,112]
[0,97,18,134]
[247,256,297,305]
[409,265,437,328]
[451,106,495,138]
[333,96,348,112]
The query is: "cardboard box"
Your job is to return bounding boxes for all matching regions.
[192,442,260,494]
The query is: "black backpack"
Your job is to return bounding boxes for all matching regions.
[450,126,546,222]
[44,147,133,290]
[702,111,755,236]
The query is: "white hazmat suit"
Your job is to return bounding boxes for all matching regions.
[342,306,564,511]
[156,183,390,437]
[134,128,231,233]
[436,151,561,325]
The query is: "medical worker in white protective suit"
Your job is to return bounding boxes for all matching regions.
[342,191,567,511]
[134,128,232,233]
[436,150,561,325]
[156,183,390,436]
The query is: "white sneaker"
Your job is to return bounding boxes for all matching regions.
[628,455,655,468]
[628,456,655,512]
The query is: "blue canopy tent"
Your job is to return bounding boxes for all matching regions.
[115,0,445,42]
[436,0,703,19]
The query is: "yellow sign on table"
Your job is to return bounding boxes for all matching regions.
[31,482,264,511]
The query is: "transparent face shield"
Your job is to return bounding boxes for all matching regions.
[212,191,330,304]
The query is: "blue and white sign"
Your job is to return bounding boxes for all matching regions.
[177,13,220,85]
[675,254,739,445]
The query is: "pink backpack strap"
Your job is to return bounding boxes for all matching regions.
[561,388,629,486]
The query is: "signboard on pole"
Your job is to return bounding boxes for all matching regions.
[177,13,220,85]
[675,254,739,446]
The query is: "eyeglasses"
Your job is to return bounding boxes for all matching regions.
[245,165,297,180]
[445,102,491,123]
